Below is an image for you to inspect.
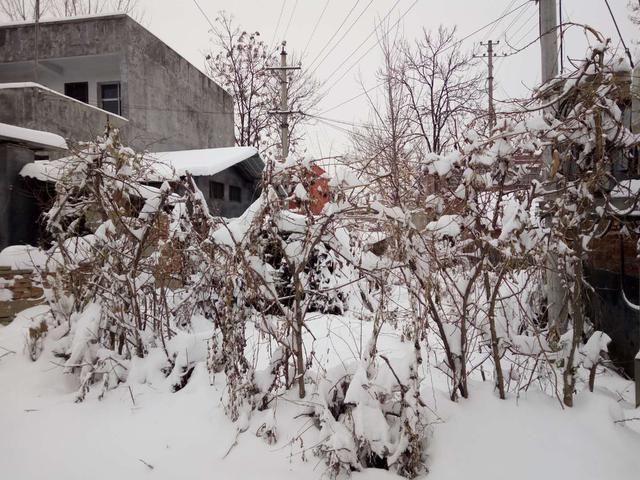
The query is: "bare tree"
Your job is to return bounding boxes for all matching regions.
[0,0,138,20]
[0,0,42,19]
[206,12,321,158]
[49,0,138,16]
[350,26,421,207]
[403,26,484,156]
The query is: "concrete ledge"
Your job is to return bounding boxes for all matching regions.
[0,84,127,145]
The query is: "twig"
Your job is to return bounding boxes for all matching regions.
[222,425,248,459]
[379,354,407,393]
[138,458,154,470]
[128,385,136,407]
[0,351,15,361]
[614,417,640,424]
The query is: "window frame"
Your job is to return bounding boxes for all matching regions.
[98,81,122,116]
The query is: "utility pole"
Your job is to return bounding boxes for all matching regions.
[34,0,40,83]
[539,0,559,84]
[481,40,499,129]
[539,0,568,336]
[267,42,301,160]
[475,40,505,130]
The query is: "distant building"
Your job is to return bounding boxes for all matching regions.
[19,146,264,222]
[147,147,264,219]
[0,13,234,152]
[0,14,269,250]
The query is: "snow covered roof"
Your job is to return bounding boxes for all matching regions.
[0,122,67,150]
[147,147,263,181]
[20,146,264,183]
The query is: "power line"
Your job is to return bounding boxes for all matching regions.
[304,113,386,131]
[482,0,519,42]
[318,0,532,115]
[271,0,287,46]
[509,9,538,47]
[443,0,531,53]
[307,0,363,71]
[496,0,533,42]
[307,0,376,77]
[301,0,331,59]
[319,0,406,90]
[191,0,215,30]
[281,0,299,42]
[603,0,634,68]
[319,82,384,115]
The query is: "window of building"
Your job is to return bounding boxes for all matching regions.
[64,82,89,103]
[99,82,121,115]
[229,185,242,203]
[209,181,224,200]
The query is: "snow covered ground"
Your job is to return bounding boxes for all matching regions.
[1,306,639,480]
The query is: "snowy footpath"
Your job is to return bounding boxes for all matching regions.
[1,306,640,480]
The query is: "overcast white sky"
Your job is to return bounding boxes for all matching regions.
[139,0,636,157]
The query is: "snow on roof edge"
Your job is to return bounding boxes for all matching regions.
[20,146,263,183]
[0,122,67,150]
[148,146,261,180]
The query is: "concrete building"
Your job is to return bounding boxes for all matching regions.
[0,13,267,251]
[0,123,67,249]
[149,147,264,218]
[0,13,234,151]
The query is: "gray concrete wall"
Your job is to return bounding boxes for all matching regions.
[0,143,38,250]
[0,16,126,62]
[123,19,234,151]
[194,168,260,218]
[0,14,234,152]
[0,85,127,146]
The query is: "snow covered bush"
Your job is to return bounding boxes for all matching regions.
[357,28,639,407]
[204,156,432,477]
[312,343,430,478]
[41,128,216,400]
[208,157,358,403]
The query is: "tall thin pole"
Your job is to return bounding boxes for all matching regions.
[539,0,568,336]
[34,0,40,83]
[267,41,301,161]
[477,40,501,130]
[539,0,559,83]
[559,0,564,74]
[280,42,290,160]
[488,40,497,129]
